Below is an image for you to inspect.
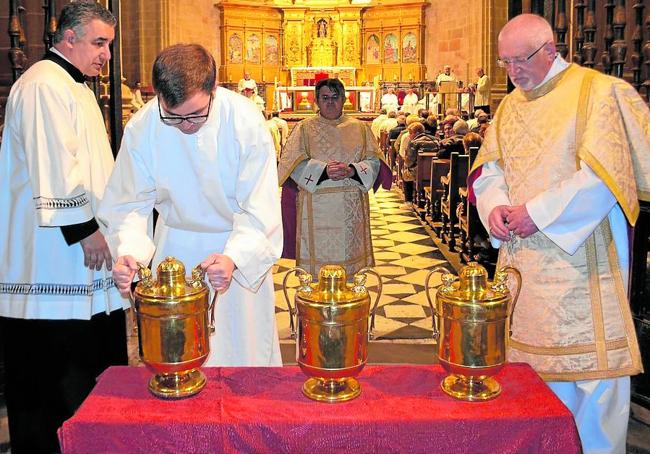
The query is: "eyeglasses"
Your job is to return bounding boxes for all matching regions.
[497,42,548,68]
[318,94,340,103]
[158,93,213,125]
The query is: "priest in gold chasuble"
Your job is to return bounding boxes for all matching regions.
[469,14,649,454]
[278,78,391,279]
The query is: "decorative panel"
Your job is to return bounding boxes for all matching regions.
[384,33,399,63]
[402,32,417,63]
[246,34,261,64]
[265,35,279,64]
[367,34,381,64]
[228,33,243,64]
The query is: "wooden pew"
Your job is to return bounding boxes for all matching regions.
[425,158,450,232]
[439,152,469,251]
[457,146,490,263]
[414,152,436,219]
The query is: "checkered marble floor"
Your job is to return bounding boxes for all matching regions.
[273,187,452,341]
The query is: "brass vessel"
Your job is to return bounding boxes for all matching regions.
[425,262,521,401]
[283,265,382,402]
[130,257,216,399]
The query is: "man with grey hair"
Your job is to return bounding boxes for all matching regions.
[470,13,649,453]
[0,2,127,452]
[99,44,282,369]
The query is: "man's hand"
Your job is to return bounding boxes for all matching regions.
[506,204,538,238]
[113,255,138,298]
[200,254,236,292]
[326,160,353,181]
[487,205,513,241]
[80,230,113,271]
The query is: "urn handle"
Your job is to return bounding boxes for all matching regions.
[126,262,152,335]
[424,266,456,340]
[354,267,383,340]
[282,267,312,339]
[493,266,522,336]
[190,264,217,335]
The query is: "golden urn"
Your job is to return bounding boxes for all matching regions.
[425,262,522,401]
[283,265,382,403]
[130,257,216,399]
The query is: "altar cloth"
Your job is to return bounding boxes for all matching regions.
[59,363,581,453]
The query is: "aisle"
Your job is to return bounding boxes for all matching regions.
[273,187,453,341]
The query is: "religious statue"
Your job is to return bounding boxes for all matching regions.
[317,18,328,38]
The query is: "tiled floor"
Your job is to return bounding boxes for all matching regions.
[272,188,451,342]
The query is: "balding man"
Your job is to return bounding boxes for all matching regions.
[470,14,650,453]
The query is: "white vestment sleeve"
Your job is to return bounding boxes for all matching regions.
[222,125,283,292]
[525,163,617,255]
[21,81,95,226]
[97,131,156,264]
[293,159,327,193]
[473,160,512,248]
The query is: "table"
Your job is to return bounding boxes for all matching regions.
[59,364,581,453]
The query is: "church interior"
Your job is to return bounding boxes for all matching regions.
[1,0,650,452]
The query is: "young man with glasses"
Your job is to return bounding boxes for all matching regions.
[278,78,391,279]
[469,14,650,453]
[98,43,282,367]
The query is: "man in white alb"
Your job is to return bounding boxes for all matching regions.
[401,87,419,115]
[98,44,282,368]
[380,87,399,113]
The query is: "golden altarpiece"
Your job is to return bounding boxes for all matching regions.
[216,0,428,113]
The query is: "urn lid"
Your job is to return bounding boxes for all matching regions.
[437,262,511,306]
[135,256,207,300]
[296,265,367,305]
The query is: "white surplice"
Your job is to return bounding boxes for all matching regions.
[401,93,419,114]
[97,87,283,367]
[0,58,123,320]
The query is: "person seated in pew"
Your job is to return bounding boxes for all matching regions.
[402,122,439,210]
[438,120,469,159]
[423,115,438,136]
[380,110,399,136]
[389,114,407,141]
[397,114,423,161]
[441,114,460,139]
[462,131,483,161]
[466,109,485,131]
[371,108,388,139]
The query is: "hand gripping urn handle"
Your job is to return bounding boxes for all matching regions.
[492,266,522,336]
[282,267,312,339]
[192,265,217,335]
[353,268,383,340]
[424,266,456,340]
[126,262,153,335]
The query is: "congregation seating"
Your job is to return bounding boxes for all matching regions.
[439,152,469,252]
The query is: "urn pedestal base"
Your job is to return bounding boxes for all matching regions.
[303,377,361,402]
[148,368,206,399]
[441,374,501,401]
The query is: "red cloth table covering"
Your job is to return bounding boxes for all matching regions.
[59,363,581,453]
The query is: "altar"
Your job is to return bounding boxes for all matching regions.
[289,66,356,86]
[277,85,375,113]
[58,364,582,453]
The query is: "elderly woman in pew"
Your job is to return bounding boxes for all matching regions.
[402,122,439,208]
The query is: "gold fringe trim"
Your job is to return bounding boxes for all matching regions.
[510,337,629,355]
[538,365,642,382]
[604,218,645,374]
[586,229,608,368]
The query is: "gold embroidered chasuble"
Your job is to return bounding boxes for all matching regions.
[278,114,382,278]
[472,64,649,381]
